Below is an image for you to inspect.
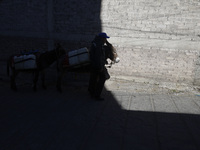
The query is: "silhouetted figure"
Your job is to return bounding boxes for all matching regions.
[88,32,111,100]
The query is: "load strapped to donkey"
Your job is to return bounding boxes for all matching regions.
[11,50,39,71]
[62,47,90,70]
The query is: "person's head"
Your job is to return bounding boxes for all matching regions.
[98,32,110,44]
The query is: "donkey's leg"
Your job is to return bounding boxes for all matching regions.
[41,70,47,90]
[10,70,18,91]
[33,70,39,91]
[56,69,65,93]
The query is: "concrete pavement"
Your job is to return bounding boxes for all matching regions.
[1,75,200,150]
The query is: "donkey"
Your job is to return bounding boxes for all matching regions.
[7,43,66,91]
[56,44,120,92]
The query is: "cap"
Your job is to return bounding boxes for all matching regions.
[98,32,110,38]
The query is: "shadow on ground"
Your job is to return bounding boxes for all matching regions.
[0,82,200,150]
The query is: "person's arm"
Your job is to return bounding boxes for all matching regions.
[106,40,112,47]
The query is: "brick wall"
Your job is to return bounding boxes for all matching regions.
[101,0,200,40]
[100,0,200,85]
[109,45,199,84]
[0,0,200,85]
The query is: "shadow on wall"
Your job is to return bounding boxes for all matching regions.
[54,0,102,35]
[53,0,102,50]
[0,0,102,57]
[53,0,102,49]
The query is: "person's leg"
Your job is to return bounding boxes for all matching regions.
[95,71,106,98]
[88,71,98,96]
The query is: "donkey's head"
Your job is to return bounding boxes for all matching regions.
[104,44,120,64]
[55,43,66,57]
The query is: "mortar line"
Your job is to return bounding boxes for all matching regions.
[150,93,155,112]
[151,93,163,150]
[120,95,132,150]
[78,95,112,150]
[168,94,179,113]
[174,95,200,150]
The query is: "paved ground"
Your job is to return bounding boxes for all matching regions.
[1,74,200,150]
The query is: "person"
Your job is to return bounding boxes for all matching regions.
[88,32,111,100]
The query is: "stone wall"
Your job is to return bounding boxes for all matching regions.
[110,45,199,85]
[100,0,200,86]
[101,0,200,40]
[0,0,200,86]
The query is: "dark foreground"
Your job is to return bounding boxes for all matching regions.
[1,81,200,150]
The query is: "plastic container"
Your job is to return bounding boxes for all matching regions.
[14,54,37,70]
[68,47,90,66]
